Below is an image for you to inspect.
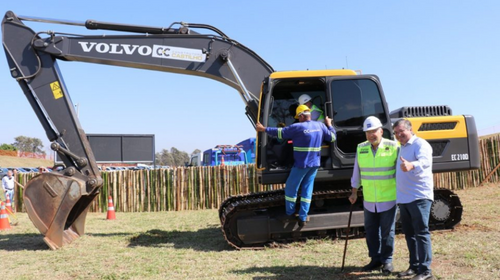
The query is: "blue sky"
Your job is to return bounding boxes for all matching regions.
[1,1,499,155]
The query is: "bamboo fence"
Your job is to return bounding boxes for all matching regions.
[10,134,500,213]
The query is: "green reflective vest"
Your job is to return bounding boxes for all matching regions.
[311,104,325,121]
[357,138,398,203]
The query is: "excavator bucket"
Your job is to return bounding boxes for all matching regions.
[23,173,98,250]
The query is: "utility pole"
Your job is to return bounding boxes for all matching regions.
[75,103,79,117]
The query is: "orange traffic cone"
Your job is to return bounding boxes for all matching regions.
[5,197,13,213]
[106,196,116,220]
[0,202,11,230]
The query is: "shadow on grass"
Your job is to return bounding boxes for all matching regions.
[0,232,133,251]
[0,233,49,251]
[232,265,393,280]
[127,225,229,252]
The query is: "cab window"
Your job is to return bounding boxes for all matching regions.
[331,79,388,154]
[331,79,387,127]
[267,78,326,127]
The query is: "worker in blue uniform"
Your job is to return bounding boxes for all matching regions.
[256,105,336,226]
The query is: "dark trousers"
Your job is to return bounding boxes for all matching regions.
[363,205,397,264]
[399,199,433,274]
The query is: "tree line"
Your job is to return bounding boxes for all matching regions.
[0,136,46,155]
[155,148,201,167]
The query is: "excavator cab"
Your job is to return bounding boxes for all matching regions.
[256,70,394,185]
[217,69,481,249]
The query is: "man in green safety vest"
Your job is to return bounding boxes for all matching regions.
[349,116,399,276]
[298,94,325,121]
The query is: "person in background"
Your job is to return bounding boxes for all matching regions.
[256,104,336,226]
[2,170,16,211]
[38,166,47,174]
[298,94,325,121]
[349,116,398,276]
[393,119,434,280]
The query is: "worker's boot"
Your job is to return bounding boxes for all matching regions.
[362,259,383,271]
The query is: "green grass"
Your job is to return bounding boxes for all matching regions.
[1,184,499,279]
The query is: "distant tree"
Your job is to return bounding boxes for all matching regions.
[13,136,46,155]
[0,143,17,151]
[155,148,190,167]
[155,149,174,166]
[191,149,201,156]
[170,147,189,166]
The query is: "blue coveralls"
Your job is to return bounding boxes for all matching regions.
[266,120,336,222]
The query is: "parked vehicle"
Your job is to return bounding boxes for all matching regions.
[202,145,247,166]
[189,153,202,167]
[8,167,29,173]
[0,168,8,177]
[22,167,37,173]
[236,137,256,164]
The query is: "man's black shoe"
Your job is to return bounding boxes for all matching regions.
[382,263,393,276]
[361,260,382,272]
[410,272,433,280]
[298,220,307,227]
[397,267,417,278]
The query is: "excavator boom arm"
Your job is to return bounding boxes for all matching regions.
[1,10,273,249]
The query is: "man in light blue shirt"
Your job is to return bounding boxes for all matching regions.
[393,119,434,280]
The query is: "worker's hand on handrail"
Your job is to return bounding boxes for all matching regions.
[256,122,266,132]
[324,116,333,127]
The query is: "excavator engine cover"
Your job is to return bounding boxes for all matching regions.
[23,173,97,250]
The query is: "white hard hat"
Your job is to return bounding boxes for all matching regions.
[363,116,383,132]
[298,94,312,105]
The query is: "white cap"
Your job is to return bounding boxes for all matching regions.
[363,116,383,132]
[298,94,312,105]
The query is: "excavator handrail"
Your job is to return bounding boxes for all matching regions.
[16,13,232,39]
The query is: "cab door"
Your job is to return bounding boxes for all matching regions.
[325,75,393,168]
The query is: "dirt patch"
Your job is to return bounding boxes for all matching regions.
[0,155,53,168]
[453,223,494,232]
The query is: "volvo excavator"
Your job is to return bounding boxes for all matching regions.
[2,11,480,250]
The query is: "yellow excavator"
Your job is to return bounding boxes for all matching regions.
[2,11,479,249]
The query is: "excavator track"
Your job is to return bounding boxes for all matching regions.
[219,187,462,249]
[428,188,463,230]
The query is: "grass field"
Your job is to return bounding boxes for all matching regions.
[0,155,53,168]
[1,184,499,280]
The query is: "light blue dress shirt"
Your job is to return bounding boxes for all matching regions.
[395,135,434,204]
